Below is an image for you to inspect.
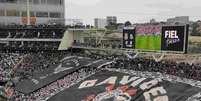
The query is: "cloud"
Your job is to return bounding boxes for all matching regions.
[65,0,201,24]
[146,1,182,10]
[67,0,102,6]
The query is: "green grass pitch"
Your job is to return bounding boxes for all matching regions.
[135,35,161,50]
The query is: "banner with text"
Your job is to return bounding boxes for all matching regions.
[48,70,201,101]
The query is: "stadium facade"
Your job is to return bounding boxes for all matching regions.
[0,0,65,25]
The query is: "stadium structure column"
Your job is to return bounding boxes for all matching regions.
[26,0,30,25]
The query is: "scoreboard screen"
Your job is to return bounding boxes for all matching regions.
[123,25,189,53]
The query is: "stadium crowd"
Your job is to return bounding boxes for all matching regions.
[15,51,70,80]
[0,51,70,100]
[0,25,66,51]
[112,57,201,81]
[0,51,201,100]
[0,25,65,39]
[11,67,98,101]
[73,41,122,49]
[0,52,25,100]
[0,53,23,83]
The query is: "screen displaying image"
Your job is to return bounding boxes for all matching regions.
[123,28,135,48]
[135,25,162,50]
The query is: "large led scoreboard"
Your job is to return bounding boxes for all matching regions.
[123,25,189,53]
[123,27,135,48]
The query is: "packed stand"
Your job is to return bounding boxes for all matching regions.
[0,51,201,100]
[73,41,122,49]
[112,57,201,81]
[0,53,24,83]
[0,51,70,100]
[0,25,66,39]
[0,25,66,51]
[11,67,98,101]
[14,51,70,81]
[0,53,25,100]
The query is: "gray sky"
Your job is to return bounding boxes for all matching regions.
[65,0,201,25]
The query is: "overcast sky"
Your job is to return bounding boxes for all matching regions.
[65,0,201,25]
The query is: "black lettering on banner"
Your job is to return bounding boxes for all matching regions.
[48,70,201,101]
